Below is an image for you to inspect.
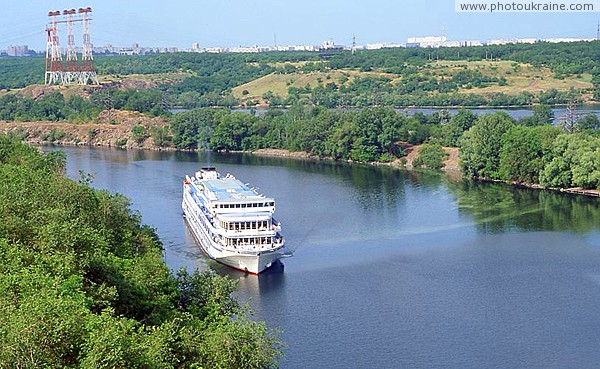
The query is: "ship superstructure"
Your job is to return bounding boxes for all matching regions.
[182,167,287,274]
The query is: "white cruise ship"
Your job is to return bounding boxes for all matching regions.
[182,167,288,274]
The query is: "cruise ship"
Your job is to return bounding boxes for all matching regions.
[182,167,288,274]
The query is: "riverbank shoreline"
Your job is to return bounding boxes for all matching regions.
[477,177,600,197]
[2,120,598,198]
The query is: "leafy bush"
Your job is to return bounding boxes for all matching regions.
[413,143,448,170]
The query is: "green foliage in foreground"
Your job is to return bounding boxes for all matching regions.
[0,135,282,368]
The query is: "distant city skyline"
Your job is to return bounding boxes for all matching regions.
[2,0,599,51]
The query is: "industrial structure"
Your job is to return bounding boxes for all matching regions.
[45,7,99,86]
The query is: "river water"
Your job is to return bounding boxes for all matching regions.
[53,146,600,368]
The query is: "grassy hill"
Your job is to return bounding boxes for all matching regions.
[2,42,599,108]
[429,60,592,95]
[232,70,395,100]
[232,59,594,105]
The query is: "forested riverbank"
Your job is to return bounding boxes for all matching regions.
[0,135,282,368]
[2,102,599,193]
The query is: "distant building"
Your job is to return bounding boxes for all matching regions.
[407,36,447,48]
[365,43,386,50]
[461,40,483,47]
[7,45,28,57]
[516,38,537,44]
[487,38,517,45]
[543,37,595,43]
[205,47,226,53]
[442,40,462,48]
[319,40,344,52]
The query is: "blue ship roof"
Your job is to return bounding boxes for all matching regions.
[200,177,269,202]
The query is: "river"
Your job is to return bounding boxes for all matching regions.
[52,146,600,368]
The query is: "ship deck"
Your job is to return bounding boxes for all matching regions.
[198,177,270,203]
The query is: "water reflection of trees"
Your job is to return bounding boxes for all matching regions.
[447,180,600,233]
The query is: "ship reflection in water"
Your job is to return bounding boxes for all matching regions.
[213,259,286,294]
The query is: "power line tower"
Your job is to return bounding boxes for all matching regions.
[44,6,100,86]
[63,8,80,85]
[352,34,356,55]
[78,6,99,85]
[597,21,599,41]
[45,10,63,85]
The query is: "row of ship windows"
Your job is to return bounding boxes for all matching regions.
[219,220,270,231]
[215,202,275,209]
[226,236,273,247]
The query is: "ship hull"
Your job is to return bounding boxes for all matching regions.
[183,205,284,274]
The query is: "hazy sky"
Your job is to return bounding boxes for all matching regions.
[2,0,599,50]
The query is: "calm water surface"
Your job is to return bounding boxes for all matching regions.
[53,146,600,369]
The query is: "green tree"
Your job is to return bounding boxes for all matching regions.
[0,135,283,368]
[440,109,478,147]
[519,104,554,126]
[460,112,516,179]
[413,143,449,170]
[498,125,560,183]
[540,133,600,189]
[210,112,256,151]
[578,113,600,131]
